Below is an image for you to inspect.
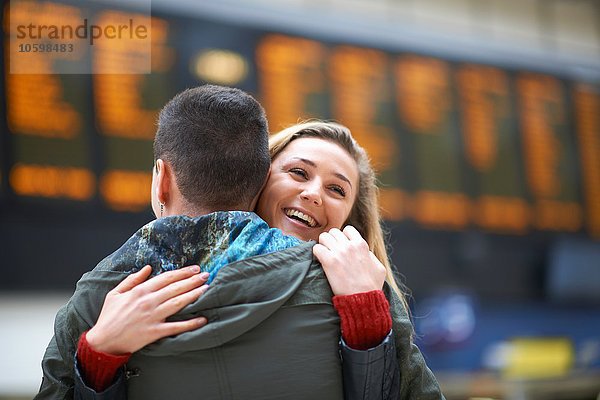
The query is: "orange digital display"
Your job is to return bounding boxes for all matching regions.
[254,34,597,238]
[3,1,174,211]
[93,12,174,211]
[456,65,529,233]
[7,74,82,139]
[517,74,582,232]
[3,6,599,240]
[394,55,468,229]
[5,2,94,201]
[93,14,172,140]
[9,164,95,200]
[256,34,327,131]
[329,46,396,171]
[456,65,507,172]
[575,85,600,238]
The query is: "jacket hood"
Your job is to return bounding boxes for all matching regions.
[142,242,316,355]
[108,211,301,283]
[104,211,316,355]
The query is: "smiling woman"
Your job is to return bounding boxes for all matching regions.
[264,121,406,299]
[256,121,446,398]
[256,136,359,242]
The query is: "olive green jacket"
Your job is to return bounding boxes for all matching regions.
[35,213,443,399]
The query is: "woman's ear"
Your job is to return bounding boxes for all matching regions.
[249,166,271,210]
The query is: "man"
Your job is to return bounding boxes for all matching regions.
[35,85,435,399]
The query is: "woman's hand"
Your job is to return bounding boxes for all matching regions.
[86,265,209,355]
[313,226,386,296]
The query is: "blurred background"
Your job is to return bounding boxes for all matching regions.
[1,0,600,398]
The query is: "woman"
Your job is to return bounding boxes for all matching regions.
[260,123,439,399]
[259,121,405,300]
[78,121,442,399]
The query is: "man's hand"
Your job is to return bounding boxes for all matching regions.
[313,226,386,296]
[86,265,209,355]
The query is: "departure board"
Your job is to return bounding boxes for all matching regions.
[93,13,175,211]
[6,1,91,200]
[3,1,600,238]
[2,1,600,293]
[4,1,177,212]
[255,33,599,238]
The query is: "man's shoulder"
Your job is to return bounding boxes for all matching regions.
[85,213,248,276]
[82,212,308,281]
[211,240,332,306]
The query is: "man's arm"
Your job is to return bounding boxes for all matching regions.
[36,333,76,400]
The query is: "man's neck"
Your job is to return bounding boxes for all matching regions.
[177,204,253,218]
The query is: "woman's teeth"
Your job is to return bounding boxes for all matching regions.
[285,209,317,227]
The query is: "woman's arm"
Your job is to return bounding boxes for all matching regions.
[313,226,400,399]
[333,290,392,349]
[78,228,400,399]
[313,226,391,348]
[75,265,209,394]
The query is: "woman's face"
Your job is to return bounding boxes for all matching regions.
[256,137,359,241]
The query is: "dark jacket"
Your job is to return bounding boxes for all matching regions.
[36,213,443,399]
[73,332,400,400]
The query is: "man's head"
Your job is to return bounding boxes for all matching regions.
[152,85,270,216]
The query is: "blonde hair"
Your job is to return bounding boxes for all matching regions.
[269,121,409,310]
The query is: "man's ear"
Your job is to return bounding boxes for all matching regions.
[155,158,171,205]
[249,166,271,210]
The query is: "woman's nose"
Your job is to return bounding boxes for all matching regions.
[300,186,323,206]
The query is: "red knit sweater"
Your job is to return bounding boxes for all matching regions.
[77,289,392,392]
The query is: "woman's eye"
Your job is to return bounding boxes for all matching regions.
[330,185,346,197]
[289,168,308,179]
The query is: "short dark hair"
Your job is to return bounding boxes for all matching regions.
[154,85,270,210]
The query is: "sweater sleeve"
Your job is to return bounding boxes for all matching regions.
[76,330,131,392]
[332,289,392,350]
